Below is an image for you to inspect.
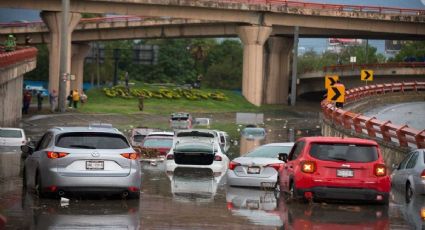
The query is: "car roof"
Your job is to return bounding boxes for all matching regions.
[298,136,378,145]
[0,127,24,131]
[144,135,173,140]
[176,129,217,136]
[49,126,122,135]
[262,142,294,147]
[147,131,174,137]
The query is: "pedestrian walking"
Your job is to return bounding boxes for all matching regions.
[22,90,32,114]
[67,90,73,108]
[72,89,80,109]
[36,91,43,111]
[80,91,88,106]
[49,89,58,112]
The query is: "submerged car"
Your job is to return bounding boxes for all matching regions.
[21,127,141,199]
[141,135,174,156]
[241,127,266,140]
[165,130,229,173]
[129,127,157,147]
[391,149,425,203]
[279,136,391,204]
[169,112,193,130]
[227,143,294,188]
[0,127,27,147]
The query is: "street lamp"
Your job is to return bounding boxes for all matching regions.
[113,48,121,86]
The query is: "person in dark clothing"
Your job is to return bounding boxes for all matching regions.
[67,90,73,108]
[22,90,32,114]
[37,91,43,111]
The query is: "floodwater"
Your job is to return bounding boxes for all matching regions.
[0,112,423,229]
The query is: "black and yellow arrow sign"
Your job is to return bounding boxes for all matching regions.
[327,84,345,103]
[361,70,374,81]
[325,75,339,89]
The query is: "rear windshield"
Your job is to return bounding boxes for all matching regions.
[309,143,378,163]
[177,131,214,138]
[133,134,145,142]
[0,129,22,138]
[242,128,265,136]
[56,132,130,149]
[143,138,173,148]
[247,145,293,158]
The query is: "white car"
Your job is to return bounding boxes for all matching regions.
[227,142,294,188]
[166,130,229,173]
[0,127,27,147]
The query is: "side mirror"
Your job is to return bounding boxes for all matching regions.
[21,145,34,155]
[392,163,399,170]
[278,153,288,162]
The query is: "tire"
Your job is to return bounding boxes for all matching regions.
[405,182,413,203]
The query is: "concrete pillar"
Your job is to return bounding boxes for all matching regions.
[265,37,293,104]
[71,43,90,93]
[238,25,272,106]
[41,11,81,94]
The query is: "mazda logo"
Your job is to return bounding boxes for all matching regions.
[91,152,100,157]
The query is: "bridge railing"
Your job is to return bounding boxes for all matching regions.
[218,0,425,15]
[0,47,38,68]
[321,81,425,149]
[323,62,425,72]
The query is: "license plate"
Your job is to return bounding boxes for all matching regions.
[247,167,260,174]
[86,161,104,170]
[337,169,354,177]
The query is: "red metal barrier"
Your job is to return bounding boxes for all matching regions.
[0,47,38,68]
[321,82,425,149]
[323,62,425,72]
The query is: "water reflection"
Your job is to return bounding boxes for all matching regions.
[21,192,140,230]
[277,199,389,230]
[392,191,425,229]
[226,187,282,227]
[166,167,226,203]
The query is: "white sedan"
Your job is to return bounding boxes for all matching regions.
[227,142,294,188]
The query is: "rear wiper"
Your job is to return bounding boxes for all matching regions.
[328,157,347,161]
[69,144,96,149]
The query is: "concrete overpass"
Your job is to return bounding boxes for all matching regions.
[1,0,424,105]
[298,62,425,95]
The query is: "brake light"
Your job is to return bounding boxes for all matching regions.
[214,155,222,161]
[266,163,284,171]
[421,208,425,220]
[46,151,68,159]
[229,161,241,170]
[421,169,425,179]
[120,152,140,160]
[300,161,316,173]
[166,154,174,160]
[374,164,387,177]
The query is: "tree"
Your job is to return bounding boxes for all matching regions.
[25,44,49,81]
[393,41,425,62]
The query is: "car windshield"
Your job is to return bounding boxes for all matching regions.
[309,143,378,163]
[56,132,130,149]
[0,129,22,138]
[247,145,293,158]
[133,134,145,142]
[242,128,265,136]
[143,138,173,148]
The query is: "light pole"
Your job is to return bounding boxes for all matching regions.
[58,0,69,112]
[113,48,121,86]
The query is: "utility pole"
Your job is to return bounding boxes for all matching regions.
[290,26,299,106]
[58,0,69,112]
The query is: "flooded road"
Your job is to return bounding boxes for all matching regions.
[0,112,423,229]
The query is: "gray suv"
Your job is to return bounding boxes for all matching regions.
[21,126,141,199]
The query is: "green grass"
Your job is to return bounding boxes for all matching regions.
[79,87,282,115]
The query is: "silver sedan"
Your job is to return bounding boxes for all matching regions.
[391,149,425,203]
[21,126,142,199]
[227,143,294,188]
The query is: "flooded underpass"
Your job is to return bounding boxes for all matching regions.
[0,111,423,229]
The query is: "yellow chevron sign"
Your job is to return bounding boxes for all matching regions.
[361,70,374,81]
[327,84,345,103]
[325,75,339,89]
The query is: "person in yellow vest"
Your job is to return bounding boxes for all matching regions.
[72,89,80,108]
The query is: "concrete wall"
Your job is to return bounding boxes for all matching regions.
[0,59,37,127]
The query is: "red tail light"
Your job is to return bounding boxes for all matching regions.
[266,163,284,171]
[374,164,387,177]
[121,152,140,160]
[421,169,425,179]
[47,151,68,159]
[166,154,174,160]
[421,208,425,220]
[300,161,316,174]
[214,155,222,161]
[128,186,139,192]
[229,161,241,170]
[226,202,234,210]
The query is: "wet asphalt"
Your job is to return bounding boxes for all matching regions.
[0,109,423,229]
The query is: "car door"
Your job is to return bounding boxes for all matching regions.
[281,141,304,192]
[392,152,414,187]
[404,152,419,190]
[25,132,52,187]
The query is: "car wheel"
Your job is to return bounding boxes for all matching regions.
[405,182,414,203]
